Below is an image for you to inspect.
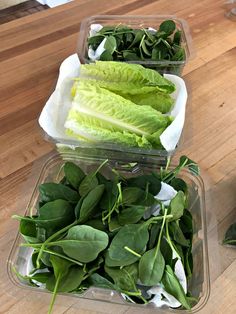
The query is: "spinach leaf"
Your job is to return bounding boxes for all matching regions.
[100,50,113,61]
[160,237,172,265]
[169,221,190,247]
[139,208,167,286]
[86,218,107,231]
[39,183,79,203]
[64,162,85,189]
[100,181,118,210]
[106,223,149,267]
[173,30,181,45]
[139,248,165,286]
[76,184,105,222]
[88,273,115,290]
[170,178,187,193]
[126,174,161,195]
[49,225,109,263]
[104,35,117,55]
[118,205,146,225]
[159,20,176,36]
[169,191,185,221]
[105,263,138,291]
[122,187,143,205]
[30,272,51,284]
[20,219,38,243]
[79,174,98,197]
[79,159,108,197]
[35,199,75,231]
[162,265,191,310]
[148,223,160,249]
[46,265,85,293]
[223,223,236,246]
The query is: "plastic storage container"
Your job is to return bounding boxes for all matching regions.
[38,53,188,162]
[8,149,210,313]
[77,15,193,76]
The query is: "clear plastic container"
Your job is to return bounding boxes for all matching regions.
[77,15,193,76]
[8,150,210,313]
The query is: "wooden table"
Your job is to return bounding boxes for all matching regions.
[0,0,235,313]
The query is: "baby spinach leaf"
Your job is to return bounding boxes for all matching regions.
[76,184,105,223]
[126,174,161,195]
[88,273,115,290]
[148,223,161,250]
[100,50,113,61]
[179,209,193,239]
[20,219,38,243]
[184,246,193,278]
[104,35,117,55]
[105,263,138,291]
[49,225,109,263]
[79,159,108,197]
[169,191,185,221]
[170,178,187,193]
[35,199,75,231]
[39,183,79,203]
[169,221,190,247]
[79,174,98,197]
[108,217,122,233]
[123,51,140,60]
[173,30,181,45]
[159,20,176,36]
[64,162,85,190]
[46,265,85,293]
[139,248,165,286]
[223,223,236,246]
[86,218,107,231]
[118,205,146,225]
[122,187,143,205]
[160,237,172,265]
[179,156,200,176]
[162,265,191,310]
[100,181,118,210]
[30,272,51,284]
[139,207,168,286]
[128,29,144,48]
[106,223,149,267]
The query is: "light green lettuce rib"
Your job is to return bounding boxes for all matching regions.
[65,120,153,149]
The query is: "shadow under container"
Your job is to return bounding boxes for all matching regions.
[77,15,193,76]
[8,150,209,313]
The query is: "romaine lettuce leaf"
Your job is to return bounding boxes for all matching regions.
[65,120,154,148]
[65,83,172,149]
[80,61,175,93]
[67,83,171,136]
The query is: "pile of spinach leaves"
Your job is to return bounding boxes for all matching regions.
[87,20,185,68]
[13,156,199,313]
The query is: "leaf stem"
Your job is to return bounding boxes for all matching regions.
[165,221,181,259]
[48,274,61,314]
[124,246,141,258]
[94,159,108,176]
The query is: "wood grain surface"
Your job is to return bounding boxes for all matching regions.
[0,0,235,313]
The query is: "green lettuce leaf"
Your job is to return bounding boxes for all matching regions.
[65,83,171,149]
[65,123,155,149]
[73,79,174,113]
[68,83,171,136]
[80,61,175,93]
